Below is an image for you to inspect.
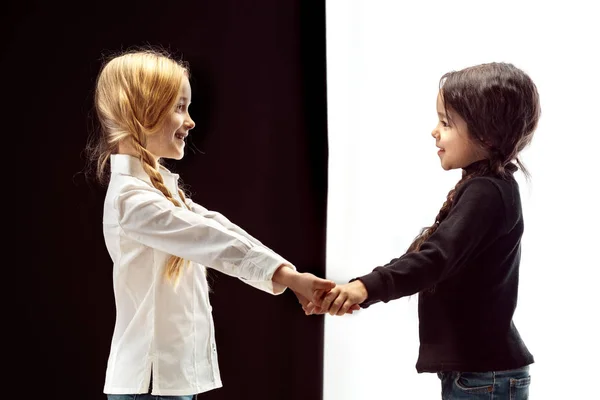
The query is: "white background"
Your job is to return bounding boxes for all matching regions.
[324,1,599,399]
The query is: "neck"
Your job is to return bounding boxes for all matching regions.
[463,158,490,175]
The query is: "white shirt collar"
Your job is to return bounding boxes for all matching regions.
[110,154,180,185]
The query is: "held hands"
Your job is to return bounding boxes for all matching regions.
[273,265,336,310]
[303,280,368,316]
[273,265,368,316]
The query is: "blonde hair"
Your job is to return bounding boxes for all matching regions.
[86,47,192,286]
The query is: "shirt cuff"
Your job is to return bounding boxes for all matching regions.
[238,246,296,294]
[350,271,386,308]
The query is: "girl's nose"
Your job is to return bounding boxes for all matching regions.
[185,118,195,130]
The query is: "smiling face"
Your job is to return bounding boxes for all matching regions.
[431,92,486,170]
[146,77,195,161]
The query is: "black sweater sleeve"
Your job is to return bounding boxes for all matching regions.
[356,177,506,308]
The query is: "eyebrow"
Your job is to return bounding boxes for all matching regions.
[179,96,190,103]
[437,112,447,118]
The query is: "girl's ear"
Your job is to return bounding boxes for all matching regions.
[473,136,493,150]
[471,138,490,159]
[482,139,494,147]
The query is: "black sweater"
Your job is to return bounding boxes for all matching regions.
[356,166,534,373]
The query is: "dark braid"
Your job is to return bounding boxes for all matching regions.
[406,160,517,253]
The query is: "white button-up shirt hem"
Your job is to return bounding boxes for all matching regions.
[104,382,223,396]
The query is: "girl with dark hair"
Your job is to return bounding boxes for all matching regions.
[312,62,540,399]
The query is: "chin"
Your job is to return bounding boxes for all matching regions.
[440,157,461,171]
[162,151,184,161]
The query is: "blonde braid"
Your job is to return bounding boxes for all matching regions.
[177,188,189,208]
[130,137,192,286]
[87,48,199,288]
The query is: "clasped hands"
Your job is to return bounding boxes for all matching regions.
[292,275,368,316]
[273,266,368,316]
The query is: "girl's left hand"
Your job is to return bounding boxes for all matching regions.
[318,280,368,316]
[292,289,325,315]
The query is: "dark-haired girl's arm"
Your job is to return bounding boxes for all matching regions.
[356,178,506,308]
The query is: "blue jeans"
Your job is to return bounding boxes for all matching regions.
[437,365,531,399]
[107,395,194,400]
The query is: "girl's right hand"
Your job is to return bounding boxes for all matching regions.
[272,266,336,307]
[318,280,368,316]
[303,299,360,315]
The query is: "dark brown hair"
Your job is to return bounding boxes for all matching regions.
[407,62,541,253]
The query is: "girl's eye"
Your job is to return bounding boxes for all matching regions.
[440,120,449,127]
[176,104,185,111]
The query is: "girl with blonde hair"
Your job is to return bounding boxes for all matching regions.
[85,47,334,399]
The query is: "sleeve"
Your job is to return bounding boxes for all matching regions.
[183,197,297,293]
[115,184,292,294]
[356,178,506,307]
[184,198,266,247]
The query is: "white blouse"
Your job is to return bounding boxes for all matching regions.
[102,154,293,396]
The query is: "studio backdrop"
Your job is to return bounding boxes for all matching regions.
[324,1,599,399]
